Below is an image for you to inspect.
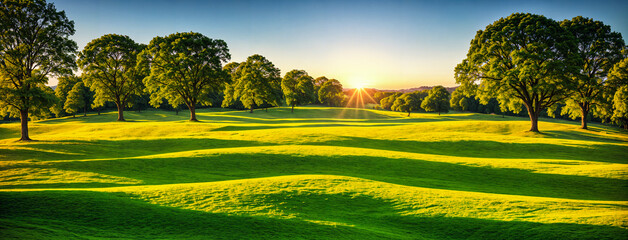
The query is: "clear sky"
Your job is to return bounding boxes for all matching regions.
[49,0,627,89]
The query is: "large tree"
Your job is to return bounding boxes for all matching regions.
[222,54,282,113]
[140,32,230,121]
[78,34,144,121]
[421,86,450,115]
[455,13,578,132]
[559,16,625,129]
[0,0,76,140]
[281,69,315,113]
[318,79,345,107]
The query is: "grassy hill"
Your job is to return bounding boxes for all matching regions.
[1,106,627,239]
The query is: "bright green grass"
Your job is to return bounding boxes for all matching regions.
[1,106,627,239]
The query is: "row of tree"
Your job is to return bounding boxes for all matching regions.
[373,86,451,116]
[0,0,351,140]
[455,13,627,131]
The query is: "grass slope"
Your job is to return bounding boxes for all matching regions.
[1,106,627,239]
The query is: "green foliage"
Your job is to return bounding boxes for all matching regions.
[51,75,81,117]
[373,91,395,103]
[455,13,579,132]
[609,58,628,129]
[558,16,625,129]
[140,32,230,121]
[78,34,144,121]
[318,78,345,107]
[611,86,628,129]
[313,76,328,104]
[450,88,469,111]
[64,82,86,117]
[0,0,76,140]
[392,91,427,116]
[222,55,282,112]
[421,86,450,115]
[281,70,316,112]
[379,92,401,110]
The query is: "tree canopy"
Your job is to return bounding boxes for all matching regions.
[51,75,81,117]
[64,81,86,117]
[455,13,578,132]
[379,92,402,110]
[421,86,450,115]
[609,57,628,129]
[0,0,77,140]
[222,54,282,113]
[318,78,345,107]
[140,32,230,121]
[558,16,625,129]
[78,34,144,121]
[281,70,315,112]
[392,91,426,116]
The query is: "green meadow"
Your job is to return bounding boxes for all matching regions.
[1,106,627,239]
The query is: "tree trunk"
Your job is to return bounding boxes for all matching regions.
[175,109,179,115]
[291,104,294,113]
[73,114,75,118]
[83,105,87,117]
[19,109,31,141]
[116,102,125,121]
[407,111,411,117]
[189,104,198,121]
[265,108,268,112]
[250,106,254,113]
[525,105,539,132]
[580,104,588,130]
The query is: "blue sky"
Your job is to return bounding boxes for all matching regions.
[50,0,628,89]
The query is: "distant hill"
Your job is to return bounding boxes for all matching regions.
[345,86,458,94]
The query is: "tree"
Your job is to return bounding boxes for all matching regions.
[611,86,628,129]
[313,76,328,104]
[380,92,402,110]
[450,88,468,111]
[222,54,282,113]
[373,91,395,103]
[559,16,625,129]
[455,13,578,132]
[140,32,230,121]
[392,91,424,116]
[421,86,450,115]
[51,75,81,117]
[282,69,315,113]
[78,34,144,121]
[609,57,628,129]
[0,0,76,141]
[318,78,345,107]
[64,82,86,117]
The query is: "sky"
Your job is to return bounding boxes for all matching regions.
[49,0,628,89]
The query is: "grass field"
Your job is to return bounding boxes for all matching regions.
[1,106,627,239]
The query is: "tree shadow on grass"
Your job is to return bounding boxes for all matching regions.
[0,138,267,162]
[24,153,628,201]
[319,136,628,164]
[1,191,626,239]
[0,191,387,239]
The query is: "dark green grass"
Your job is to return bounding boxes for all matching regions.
[4,152,626,201]
[1,191,626,240]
